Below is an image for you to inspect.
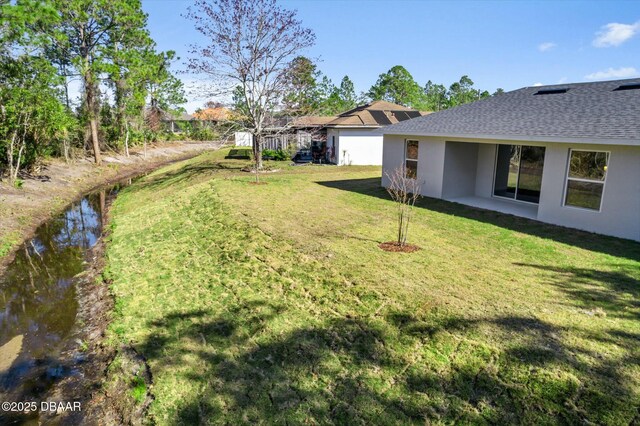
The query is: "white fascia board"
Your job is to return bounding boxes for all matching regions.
[326,125,381,129]
[381,131,640,146]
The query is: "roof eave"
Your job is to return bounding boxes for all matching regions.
[381,131,640,146]
[327,124,381,129]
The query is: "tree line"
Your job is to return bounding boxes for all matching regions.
[2,0,505,185]
[369,66,504,112]
[278,59,504,116]
[0,0,184,185]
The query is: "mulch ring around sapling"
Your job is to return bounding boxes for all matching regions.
[248,181,269,185]
[240,166,281,173]
[378,241,421,253]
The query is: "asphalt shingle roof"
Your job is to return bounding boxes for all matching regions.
[382,78,640,144]
[327,100,423,127]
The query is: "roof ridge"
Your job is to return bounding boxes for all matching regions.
[523,77,640,90]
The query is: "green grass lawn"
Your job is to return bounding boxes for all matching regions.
[105,148,640,425]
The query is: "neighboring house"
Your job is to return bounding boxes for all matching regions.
[162,112,194,133]
[163,107,231,133]
[263,115,336,152]
[233,103,424,164]
[380,78,640,242]
[192,106,231,125]
[290,115,337,143]
[325,101,424,166]
[235,115,336,156]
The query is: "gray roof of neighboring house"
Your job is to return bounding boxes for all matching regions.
[381,78,640,145]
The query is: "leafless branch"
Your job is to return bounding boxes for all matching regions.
[185,0,315,178]
[385,166,422,246]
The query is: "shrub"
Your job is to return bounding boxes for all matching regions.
[262,149,289,161]
[262,149,276,160]
[188,126,218,141]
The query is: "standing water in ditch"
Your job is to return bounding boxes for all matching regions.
[0,180,129,421]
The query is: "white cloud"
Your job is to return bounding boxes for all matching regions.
[557,77,568,84]
[584,66,639,80]
[593,21,640,47]
[532,82,544,87]
[538,42,556,52]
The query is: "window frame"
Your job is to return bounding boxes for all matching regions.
[491,144,545,205]
[562,148,610,212]
[404,139,419,179]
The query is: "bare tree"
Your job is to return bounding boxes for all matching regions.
[385,166,422,247]
[185,0,315,181]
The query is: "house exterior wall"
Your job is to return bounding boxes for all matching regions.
[475,144,497,197]
[442,142,479,198]
[327,129,340,163]
[537,143,640,241]
[329,128,384,165]
[234,131,253,147]
[381,135,404,185]
[381,135,446,197]
[382,135,640,242]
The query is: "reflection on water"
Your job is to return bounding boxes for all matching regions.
[0,185,117,403]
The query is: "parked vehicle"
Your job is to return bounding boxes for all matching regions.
[293,149,313,163]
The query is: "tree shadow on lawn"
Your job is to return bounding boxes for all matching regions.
[316,177,640,262]
[515,263,640,321]
[133,161,245,192]
[136,300,639,424]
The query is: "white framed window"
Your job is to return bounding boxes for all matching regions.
[564,149,609,211]
[404,140,419,179]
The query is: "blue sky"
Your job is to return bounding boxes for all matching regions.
[142,0,640,112]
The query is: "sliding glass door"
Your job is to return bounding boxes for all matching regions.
[494,145,520,199]
[493,144,545,203]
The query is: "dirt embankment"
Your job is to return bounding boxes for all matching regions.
[0,141,221,274]
[0,141,222,424]
[40,193,153,426]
